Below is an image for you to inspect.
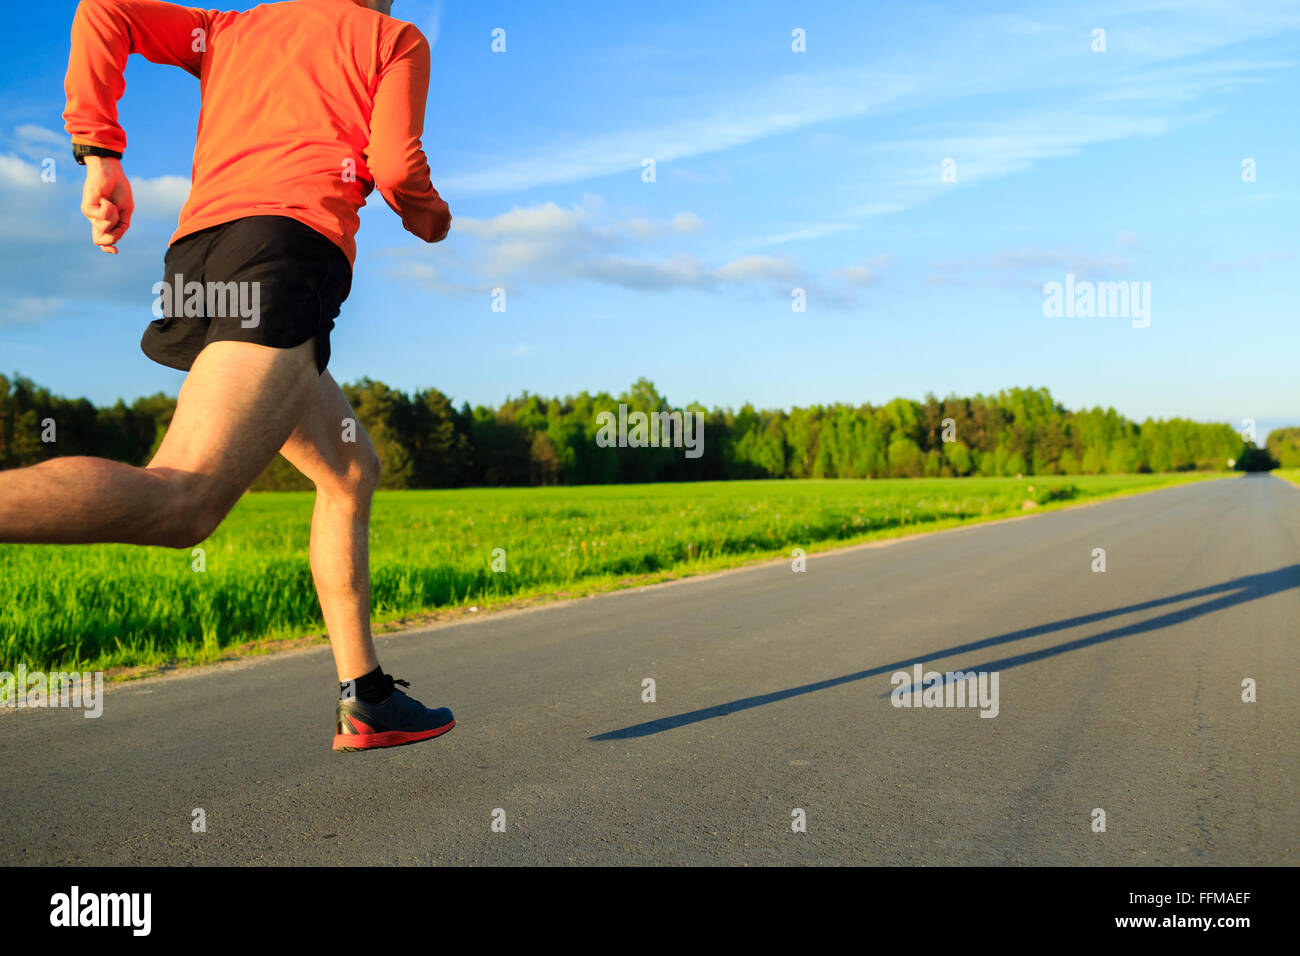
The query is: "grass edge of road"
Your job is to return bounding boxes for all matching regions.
[1273,468,1300,489]
[88,471,1239,687]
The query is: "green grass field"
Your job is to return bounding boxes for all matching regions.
[0,471,1231,674]
[1275,468,1300,488]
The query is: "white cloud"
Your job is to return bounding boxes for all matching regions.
[444,199,721,285]
[386,200,811,295]
[578,254,710,290]
[382,199,880,306]
[131,174,191,220]
[0,153,201,325]
[832,254,894,286]
[379,197,894,306]
[0,154,77,243]
[379,258,473,294]
[0,153,42,188]
[0,154,190,225]
[713,255,799,283]
[454,202,584,240]
[672,212,706,234]
[15,124,66,147]
[386,260,438,281]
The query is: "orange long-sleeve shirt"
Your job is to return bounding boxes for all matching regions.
[63,0,450,265]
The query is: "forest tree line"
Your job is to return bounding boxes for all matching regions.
[0,372,1288,490]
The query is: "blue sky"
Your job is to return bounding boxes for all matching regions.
[1,0,1297,438]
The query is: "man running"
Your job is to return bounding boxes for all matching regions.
[0,0,454,751]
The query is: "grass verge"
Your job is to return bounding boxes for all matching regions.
[0,471,1234,677]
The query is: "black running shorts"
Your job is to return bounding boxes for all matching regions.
[141,215,352,375]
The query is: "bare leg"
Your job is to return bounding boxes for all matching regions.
[276,371,382,682]
[0,340,320,547]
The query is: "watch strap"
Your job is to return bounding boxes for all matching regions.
[72,142,124,165]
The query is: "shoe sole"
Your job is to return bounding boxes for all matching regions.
[333,719,456,752]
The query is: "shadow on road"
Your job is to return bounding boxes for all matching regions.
[589,563,1300,740]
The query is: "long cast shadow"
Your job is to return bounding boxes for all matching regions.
[589,564,1300,740]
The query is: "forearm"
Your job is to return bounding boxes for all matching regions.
[378,168,451,242]
[368,24,450,242]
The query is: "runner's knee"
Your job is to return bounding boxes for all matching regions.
[318,448,380,502]
[166,504,228,551]
[152,472,236,549]
[348,449,381,498]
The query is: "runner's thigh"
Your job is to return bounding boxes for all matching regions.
[148,338,322,507]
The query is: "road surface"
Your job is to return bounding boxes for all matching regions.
[2,474,1296,865]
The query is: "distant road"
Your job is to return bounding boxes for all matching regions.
[2,475,1296,865]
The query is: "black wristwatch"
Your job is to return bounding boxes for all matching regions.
[72,142,123,165]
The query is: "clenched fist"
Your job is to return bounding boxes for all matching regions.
[80,155,133,254]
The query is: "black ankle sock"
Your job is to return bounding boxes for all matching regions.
[342,666,392,704]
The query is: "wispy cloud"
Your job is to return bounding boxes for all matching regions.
[756,223,857,246]
[0,296,63,326]
[0,337,51,351]
[431,0,1297,236]
[844,112,1175,219]
[436,69,916,195]
[1206,252,1296,272]
[926,248,1134,289]
[423,0,443,50]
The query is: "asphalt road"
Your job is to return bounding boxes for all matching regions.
[2,475,1296,865]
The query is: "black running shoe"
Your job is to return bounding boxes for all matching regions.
[333,677,455,752]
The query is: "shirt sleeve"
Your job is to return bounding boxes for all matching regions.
[63,0,214,153]
[366,23,451,242]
